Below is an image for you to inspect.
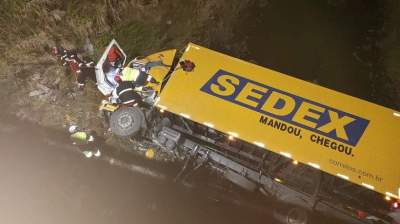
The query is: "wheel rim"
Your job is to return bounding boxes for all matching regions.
[287,208,307,224]
[118,113,134,129]
[110,107,143,137]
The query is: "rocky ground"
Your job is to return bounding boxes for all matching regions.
[0,0,258,160]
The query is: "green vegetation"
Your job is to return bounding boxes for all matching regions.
[95,21,162,60]
[0,0,399,109]
[0,0,30,45]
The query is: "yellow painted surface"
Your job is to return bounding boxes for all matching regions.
[99,103,119,112]
[145,49,176,93]
[145,148,155,160]
[157,43,400,198]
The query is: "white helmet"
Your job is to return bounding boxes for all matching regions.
[82,151,93,158]
[68,125,78,133]
[88,135,95,142]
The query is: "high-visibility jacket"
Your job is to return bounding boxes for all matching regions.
[70,131,89,145]
[121,67,158,87]
[121,67,140,82]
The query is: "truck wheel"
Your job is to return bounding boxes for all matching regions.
[274,207,309,224]
[110,107,143,137]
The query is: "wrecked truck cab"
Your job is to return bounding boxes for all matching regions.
[96,39,177,98]
[96,40,177,137]
[95,39,127,96]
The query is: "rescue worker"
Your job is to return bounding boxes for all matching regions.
[115,80,144,106]
[76,57,96,89]
[52,46,66,57]
[52,46,96,88]
[119,56,169,87]
[52,46,69,66]
[68,125,101,158]
[64,51,96,89]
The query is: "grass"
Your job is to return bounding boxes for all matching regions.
[94,20,163,60]
[0,0,28,43]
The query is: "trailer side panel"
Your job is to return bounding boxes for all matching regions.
[157,43,400,198]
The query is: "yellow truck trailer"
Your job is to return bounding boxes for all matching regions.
[97,41,399,224]
[156,43,400,199]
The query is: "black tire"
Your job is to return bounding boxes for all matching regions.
[110,107,143,137]
[274,206,309,224]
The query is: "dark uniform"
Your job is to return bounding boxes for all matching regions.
[116,81,144,106]
[52,46,96,87]
[69,128,101,158]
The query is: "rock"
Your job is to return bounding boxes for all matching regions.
[31,73,41,81]
[51,10,66,21]
[38,89,55,102]
[37,83,50,93]
[50,90,59,103]
[40,77,49,85]
[53,77,61,86]
[83,38,94,56]
[29,90,43,97]
[53,14,62,21]
[16,110,26,119]
[166,20,172,25]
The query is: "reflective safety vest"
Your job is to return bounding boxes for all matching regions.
[70,131,88,144]
[121,67,140,82]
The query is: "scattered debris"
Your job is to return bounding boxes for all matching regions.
[31,73,41,81]
[53,77,61,86]
[83,38,95,56]
[37,83,50,93]
[50,9,66,21]
[29,90,43,97]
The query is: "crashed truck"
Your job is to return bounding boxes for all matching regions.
[95,40,400,224]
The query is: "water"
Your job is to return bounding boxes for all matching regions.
[0,116,277,224]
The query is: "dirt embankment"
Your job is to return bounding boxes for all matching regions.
[0,0,251,133]
[0,0,399,136]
